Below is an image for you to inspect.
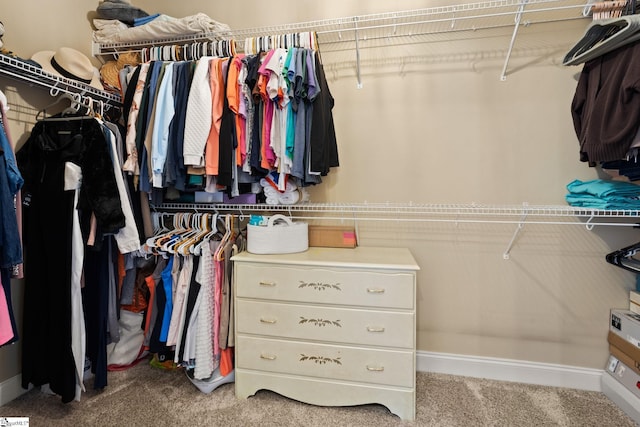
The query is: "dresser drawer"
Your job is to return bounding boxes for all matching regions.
[236,299,414,348]
[236,336,414,388]
[235,264,415,309]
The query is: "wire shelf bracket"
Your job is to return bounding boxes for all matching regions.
[501,0,530,81]
[503,203,529,259]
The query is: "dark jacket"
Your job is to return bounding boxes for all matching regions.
[17,117,125,236]
[571,40,640,165]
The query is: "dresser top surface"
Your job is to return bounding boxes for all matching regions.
[231,246,420,271]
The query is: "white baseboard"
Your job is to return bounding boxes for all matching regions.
[601,371,640,424]
[0,374,27,407]
[416,350,603,392]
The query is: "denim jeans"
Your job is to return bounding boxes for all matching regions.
[0,150,22,268]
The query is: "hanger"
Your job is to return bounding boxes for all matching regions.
[144,212,173,254]
[592,0,628,20]
[96,100,105,120]
[214,214,234,262]
[193,213,219,256]
[605,238,640,274]
[563,15,640,66]
[180,213,214,255]
[80,95,97,118]
[149,212,181,250]
[35,92,87,121]
[168,212,208,255]
[62,93,83,115]
[149,212,168,237]
[173,213,205,255]
[163,213,192,253]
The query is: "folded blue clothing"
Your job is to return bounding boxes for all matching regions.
[565,194,640,210]
[566,179,640,209]
[134,13,160,27]
[566,179,640,198]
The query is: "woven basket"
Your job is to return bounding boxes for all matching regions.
[247,214,308,255]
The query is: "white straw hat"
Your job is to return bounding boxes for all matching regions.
[31,47,104,90]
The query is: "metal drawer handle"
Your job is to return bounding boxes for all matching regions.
[260,318,277,324]
[366,326,385,333]
[366,288,385,294]
[259,281,276,287]
[260,353,277,360]
[366,365,385,372]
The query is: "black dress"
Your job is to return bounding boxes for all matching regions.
[17,117,124,403]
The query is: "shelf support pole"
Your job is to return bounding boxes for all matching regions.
[354,16,363,89]
[503,204,529,259]
[500,0,529,81]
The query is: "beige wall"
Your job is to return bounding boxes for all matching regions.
[1,0,636,385]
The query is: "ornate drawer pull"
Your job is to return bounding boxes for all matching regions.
[260,318,277,324]
[260,353,277,360]
[366,365,385,372]
[366,288,385,294]
[259,281,276,287]
[366,326,385,333]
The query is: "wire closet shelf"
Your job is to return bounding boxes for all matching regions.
[92,0,591,83]
[156,202,640,228]
[0,54,122,108]
[92,0,591,56]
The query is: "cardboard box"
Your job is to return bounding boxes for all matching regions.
[606,355,640,399]
[308,225,357,248]
[610,309,640,348]
[631,290,640,306]
[610,344,640,376]
[608,331,640,368]
[632,291,640,314]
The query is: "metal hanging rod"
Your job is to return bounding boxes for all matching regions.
[156,202,640,224]
[0,54,122,108]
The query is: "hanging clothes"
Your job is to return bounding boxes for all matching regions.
[309,51,339,176]
[0,97,24,280]
[0,274,13,346]
[0,101,23,270]
[218,57,238,188]
[136,213,243,387]
[571,40,640,165]
[16,116,126,403]
[0,95,23,348]
[64,159,86,401]
[117,37,339,204]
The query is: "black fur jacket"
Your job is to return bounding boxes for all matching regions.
[17,117,125,247]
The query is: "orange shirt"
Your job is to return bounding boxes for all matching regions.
[204,58,225,176]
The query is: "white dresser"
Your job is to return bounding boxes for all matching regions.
[231,246,419,421]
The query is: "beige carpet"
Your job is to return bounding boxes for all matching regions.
[0,361,637,426]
